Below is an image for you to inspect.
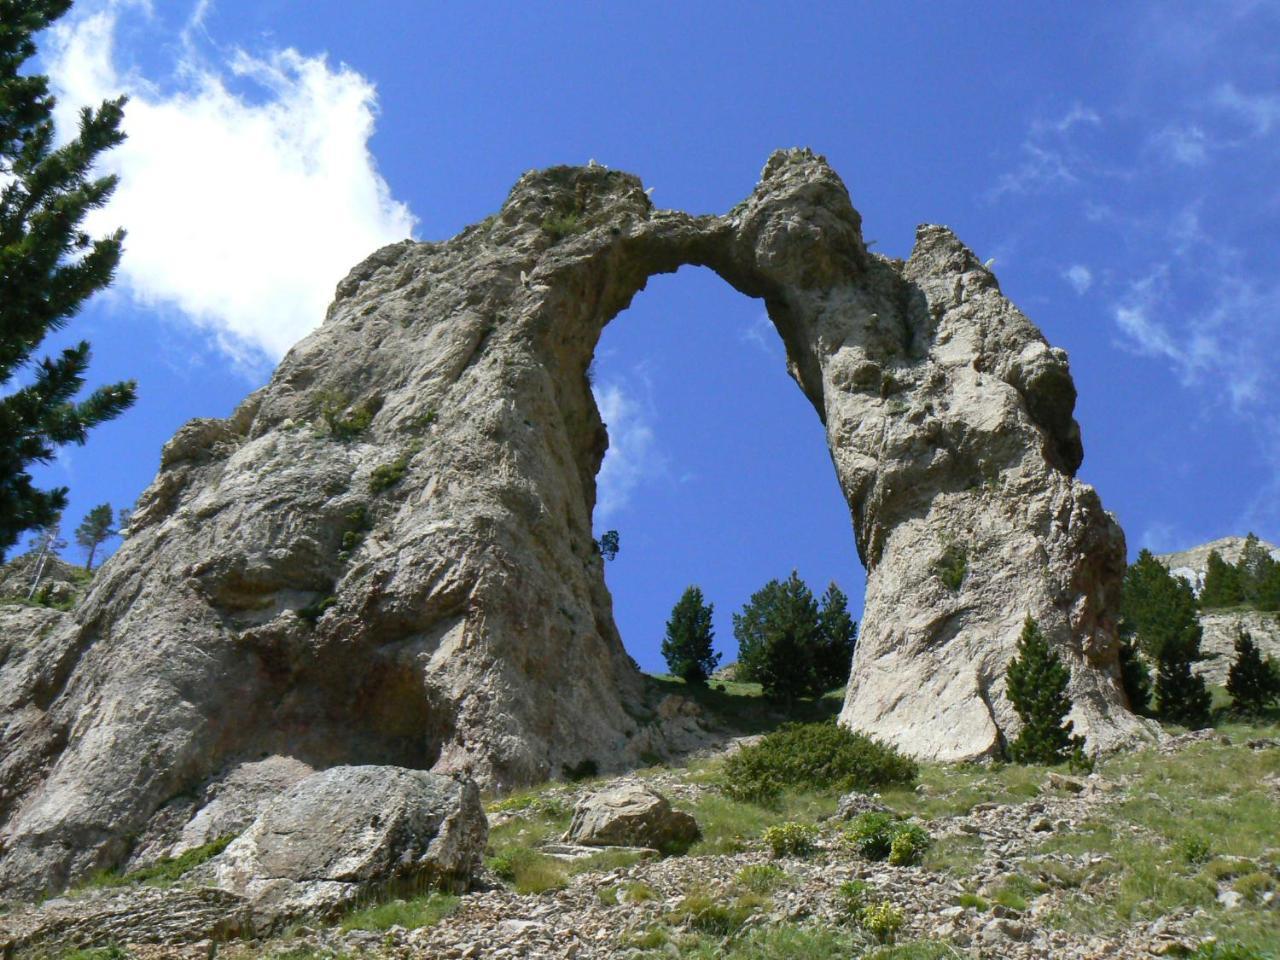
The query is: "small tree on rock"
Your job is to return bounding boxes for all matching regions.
[74,501,115,570]
[1226,629,1280,715]
[1005,616,1085,765]
[662,586,719,684]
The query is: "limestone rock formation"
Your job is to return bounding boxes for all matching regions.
[197,766,486,927]
[562,785,699,850]
[0,148,1147,897]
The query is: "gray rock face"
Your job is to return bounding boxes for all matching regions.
[0,148,1145,896]
[563,785,699,851]
[199,765,486,927]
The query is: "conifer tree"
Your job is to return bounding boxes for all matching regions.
[1198,550,1243,609]
[732,572,821,703]
[1005,616,1085,765]
[661,586,719,685]
[1117,634,1152,716]
[1122,549,1212,727]
[0,0,136,561]
[1226,629,1280,715]
[814,581,857,692]
[73,501,114,570]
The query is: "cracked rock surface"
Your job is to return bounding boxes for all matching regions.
[0,148,1146,897]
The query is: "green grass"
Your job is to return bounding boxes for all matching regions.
[1034,716,1280,951]
[880,759,1045,819]
[643,674,844,735]
[683,789,836,856]
[921,834,984,876]
[338,891,458,931]
[672,922,862,958]
[82,836,234,889]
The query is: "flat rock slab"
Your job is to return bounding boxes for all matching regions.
[198,765,487,928]
[0,886,251,956]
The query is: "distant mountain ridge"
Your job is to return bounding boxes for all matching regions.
[1155,536,1280,685]
[1156,535,1280,595]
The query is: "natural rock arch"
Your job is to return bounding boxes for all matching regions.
[0,149,1149,896]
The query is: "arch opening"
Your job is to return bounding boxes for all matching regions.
[586,264,864,679]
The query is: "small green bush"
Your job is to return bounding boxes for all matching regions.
[843,812,897,860]
[299,594,337,624]
[672,889,765,936]
[369,456,410,493]
[318,391,381,440]
[735,863,788,893]
[935,543,967,591]
[762,821,818,858]
[843,814,931,865]
[859,899,905,944]
[1176,835,1213,866]
[542,211,585,240]
[720,721,917,805]
[888,824,932,866]
[339,892,458,931]
[836,878,870,915]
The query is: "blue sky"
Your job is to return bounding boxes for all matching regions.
[22,0,1280,672]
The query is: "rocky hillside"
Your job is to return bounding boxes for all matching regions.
[1157,537,1280,685]
[3,714,1275,960]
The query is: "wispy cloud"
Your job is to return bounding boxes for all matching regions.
[1062,264,1093,294]
[1150,124,1210,166]
[1213,82,1280,136]
[740,313,781,355]
[45,2,416,365]
[593,380,661,522]
[989,103,1101,199]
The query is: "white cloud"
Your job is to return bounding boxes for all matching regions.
[45,3,416,363]
[1213,82,1280,136]
[740,313,780,354]
[593,382,659,522]
[989,104,1101,199]
[1063,264,1093,294]
[1151,124,1210,166]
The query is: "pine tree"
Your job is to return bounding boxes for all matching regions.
[1005,616,1085,765]
[814,581,857,692]
[732,577,787,684]
[0,0,136,561]
[1226,629,1280,715]
[73,501,115,570]
[1198,550,1243,609]
[1239,533,1280,611]
[752,571,822,706]
[661,586,719,684]
[1117,634,1152,716]
[1122,549,1212,727]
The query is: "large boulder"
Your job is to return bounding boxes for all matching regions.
[563,785,699,851]
[0,148,1150,896]
[198,765,486,927]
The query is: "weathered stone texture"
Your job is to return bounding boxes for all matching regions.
[563,785,699,850]
[0,149,1146,897]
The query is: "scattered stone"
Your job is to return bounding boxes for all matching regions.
[1046,772,1086,793]
[1216,889,1243,910]
[834,791,890,820]
[563,785,699,851]
[1246,738,1278,750]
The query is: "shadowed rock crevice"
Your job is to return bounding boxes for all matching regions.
[0,149,1149,897]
